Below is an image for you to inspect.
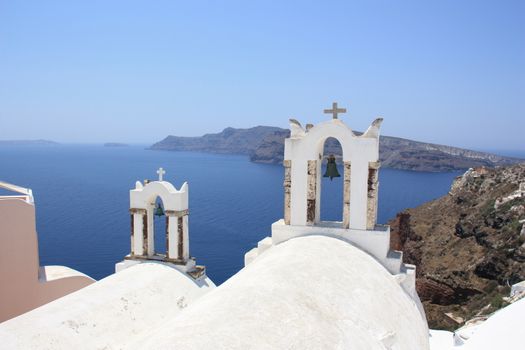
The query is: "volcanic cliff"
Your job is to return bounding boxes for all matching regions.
[389,163,525,329]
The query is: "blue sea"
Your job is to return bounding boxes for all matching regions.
[0,145,462,285]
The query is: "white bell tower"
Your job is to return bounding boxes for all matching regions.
[116,168,205,279]
[244,103,426,320]
[283,102,382,229]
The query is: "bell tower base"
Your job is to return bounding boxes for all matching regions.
[243,219,425,322]
[115,256,206,280]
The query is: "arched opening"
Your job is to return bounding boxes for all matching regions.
[153,196,167,257]
[319,137,344,223]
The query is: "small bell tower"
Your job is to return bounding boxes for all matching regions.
[116,168,206,279]
[281,102,383,230]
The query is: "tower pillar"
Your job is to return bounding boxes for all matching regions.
[366,161,380,230]
[129,208,147,256]
[165,209,189,262]
[343,161,352,228]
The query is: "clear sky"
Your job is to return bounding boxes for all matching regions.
[0,0,523,151]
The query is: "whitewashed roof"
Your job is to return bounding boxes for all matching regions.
[0,262,215,349]
[459,297,525,350]
[136,235,429,349]
[429,297,525,350]
[0,236,429,349]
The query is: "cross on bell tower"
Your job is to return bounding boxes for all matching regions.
[157,167,166,181]
[324,102,347,119]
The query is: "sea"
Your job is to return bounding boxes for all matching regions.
[0,144,466,285]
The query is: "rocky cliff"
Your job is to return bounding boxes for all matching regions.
[150,126,283,155]
[252,129,522,171]
[150,126,522,172]
[389,164,525,329]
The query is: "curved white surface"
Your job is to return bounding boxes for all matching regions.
[0,262,215,349]
[461,297,525,350]
[135,235,429,350]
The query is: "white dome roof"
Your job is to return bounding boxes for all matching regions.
[461,297,525,350]
[134,235,429,350]
[0,236,429,349]
[0,262,215,350]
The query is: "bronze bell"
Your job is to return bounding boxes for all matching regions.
[154,203,164,216]
[323,154,341,181]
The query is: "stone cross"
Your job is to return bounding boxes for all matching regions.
[324,102,347,119]
[157,167,166,181]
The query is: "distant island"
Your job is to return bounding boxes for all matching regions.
[0,139,59,146]
[149,126,523,172]
[104,143,129,147]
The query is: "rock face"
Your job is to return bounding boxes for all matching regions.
[377,136,519,172]
[150,126,522,172]
[253,131,522,171]
[389,164,525,330]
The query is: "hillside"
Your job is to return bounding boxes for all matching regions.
[389,164,525,329]
[150,126,283,155]
[150,126,522,172]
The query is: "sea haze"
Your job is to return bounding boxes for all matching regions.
[0,145,461,284]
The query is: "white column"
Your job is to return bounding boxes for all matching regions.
[306,160,317,225]
[349,159,369,230]
[182,214,189,261]
[133,213,143,255]
[130,208,146,256]
[343,161,351,229]
[283,160,292,225]
[167,215,178,259]
[315,158,322,224]
[147,206,154,256]
[290,159,308,226]
[366,162,380,230]
[165,210,189,263]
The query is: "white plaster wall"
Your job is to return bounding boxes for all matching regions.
[284,119,380,229]
[271,219,390,265]
[268,221,425,321]
[459,297,525,350]
[428,298,525,350]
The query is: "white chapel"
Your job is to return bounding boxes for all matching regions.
[0,103,522,350]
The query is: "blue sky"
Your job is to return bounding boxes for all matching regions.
[0,1,523,151]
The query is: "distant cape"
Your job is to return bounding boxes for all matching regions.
[0,139,59,146]
[149,126,523,172]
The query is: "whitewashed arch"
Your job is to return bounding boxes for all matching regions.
[284,118,382,229]
[297,120,356,161]
[130,180,188,212]
[129,179,190,262]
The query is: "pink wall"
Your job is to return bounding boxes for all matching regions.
[0,198,94,323]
